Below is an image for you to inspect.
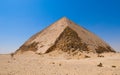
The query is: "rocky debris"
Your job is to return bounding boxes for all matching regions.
[97,54,104,57]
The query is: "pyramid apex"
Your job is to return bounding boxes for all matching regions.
[60,17,70,21]
[55,17,73,26]
[61,16,68,19]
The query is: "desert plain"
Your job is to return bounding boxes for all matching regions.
[0,51,120,75]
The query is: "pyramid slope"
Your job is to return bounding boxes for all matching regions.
[16,17,68,54]
[16,17,115,54]
[64,18,115,53]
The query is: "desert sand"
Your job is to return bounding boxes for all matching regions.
[0,52,120,75]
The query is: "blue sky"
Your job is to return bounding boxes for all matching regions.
[0,0,120,54]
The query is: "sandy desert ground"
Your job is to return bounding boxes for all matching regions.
[0,51,120,75]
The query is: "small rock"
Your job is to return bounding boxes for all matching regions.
[7,61,10,63]
[10,53,14,58]
[97,63,103,67]
[51,62,55,64]
[59,63,62,66]
[85,55,90,58]
[112,65,116,68]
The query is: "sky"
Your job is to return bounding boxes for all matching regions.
[0,0,120,54]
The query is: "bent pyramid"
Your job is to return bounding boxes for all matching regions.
[16,17,115,54]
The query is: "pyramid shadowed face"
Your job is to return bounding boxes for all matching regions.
[15,17,115,54]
